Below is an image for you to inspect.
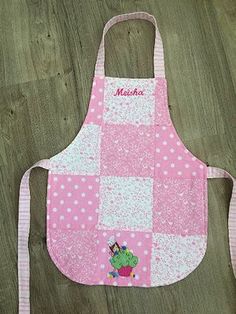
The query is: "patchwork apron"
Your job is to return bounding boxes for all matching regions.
[18,12,236,313]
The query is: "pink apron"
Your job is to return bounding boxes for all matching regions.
[18,12,236,313]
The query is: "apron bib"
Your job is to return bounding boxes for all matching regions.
[18,12,236,313]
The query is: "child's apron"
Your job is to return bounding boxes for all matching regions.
[18,11,236,313]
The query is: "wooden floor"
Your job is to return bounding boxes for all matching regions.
[0,0,236,313]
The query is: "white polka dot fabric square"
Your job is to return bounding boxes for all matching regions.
[151,233,207,286]
[50,124,101,175]
[103,78,156,125]
[97,176,153,232]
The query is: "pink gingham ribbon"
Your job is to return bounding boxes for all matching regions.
[18,159,51,313]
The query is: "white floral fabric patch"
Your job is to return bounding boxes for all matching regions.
[50,124,101,175]
[103,78,156,126]
[151,233,207,286]
[97,176,153,232]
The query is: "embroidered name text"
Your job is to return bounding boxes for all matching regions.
[114,88,144,96]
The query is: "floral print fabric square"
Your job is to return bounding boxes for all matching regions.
[151,233,207,286]
[153,179,206,236]
[97,176,153,232]
[47,229,98,284]
[50,124,101,175]
[100,124,155,177]
[103,78,156,126]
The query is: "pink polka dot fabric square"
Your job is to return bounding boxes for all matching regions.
[154,125,206,179]
[100,124,155,177]
[84,77,105,125]
[96,230,152,287]
[47,174,100,230]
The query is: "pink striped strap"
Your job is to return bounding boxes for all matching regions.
[18,159,51,314]
[94,11,165,78]
[207,166,236,278]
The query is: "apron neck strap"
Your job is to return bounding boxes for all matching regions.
[94,12,165,78]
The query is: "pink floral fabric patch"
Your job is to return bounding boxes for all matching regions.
[100,124,155,177]
[47,229,97,284]
[153,179,206,236]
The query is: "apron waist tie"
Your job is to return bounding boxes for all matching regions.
[207,166,236,278]
[18,159,51,314]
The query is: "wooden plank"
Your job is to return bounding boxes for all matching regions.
[0,0,70,88]
[212,0,236,88]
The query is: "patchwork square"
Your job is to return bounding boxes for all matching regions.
[96,230,152,287]
[47,174,100,230]
[153,179,206,236]
[97,176,153,231]
[84,77,105,125]
[100,124,155,177]
[154,125,206,179]
[151,233,207,286]
[47,229,98,284]
[50,124,101,175]
[103,77,156,125]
